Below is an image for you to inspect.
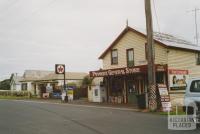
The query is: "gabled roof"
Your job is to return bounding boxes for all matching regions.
[20,70,88,82]
[10,74,23,85]
[36,72,88,81]
[99,26,200,59]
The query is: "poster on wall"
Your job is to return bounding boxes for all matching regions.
[169,69,189,88]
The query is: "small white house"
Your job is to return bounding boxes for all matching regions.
[10,73,22,91]
[88,77,106,103]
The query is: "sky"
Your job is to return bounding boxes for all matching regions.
[0,0,200,80]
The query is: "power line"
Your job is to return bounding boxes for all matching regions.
[152,0,161,33]
[187,8,200,46]
[152,0,162,41]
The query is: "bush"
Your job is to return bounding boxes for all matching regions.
[0,90,31,97]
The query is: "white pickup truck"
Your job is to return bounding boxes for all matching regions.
[184,78,200,115]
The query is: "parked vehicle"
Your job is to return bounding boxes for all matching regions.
[184,78,200,125]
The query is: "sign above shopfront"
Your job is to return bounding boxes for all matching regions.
[90,64,167,77]
[90,67,141,77]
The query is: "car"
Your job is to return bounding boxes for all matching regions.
[184,78,200,125]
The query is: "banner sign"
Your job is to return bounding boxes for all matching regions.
[90,65,167,77]
[168,69,189,88]
[90,67,141,77]
[158,84,171,112]
[55,64,65,74]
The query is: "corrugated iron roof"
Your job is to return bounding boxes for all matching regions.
[20,70,88,82]
[99,26,200,59]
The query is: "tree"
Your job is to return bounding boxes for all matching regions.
[0,79,11,90]
[81,76,93,89]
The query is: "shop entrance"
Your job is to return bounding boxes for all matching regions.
[127,80,138,105]
[127,75,146,108]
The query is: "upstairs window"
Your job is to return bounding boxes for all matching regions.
[126,48,134,67]
[197,53,200,65]
[111,49,118,65]
[145,43,148,60]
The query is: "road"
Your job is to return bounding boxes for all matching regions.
[0,100,199,134]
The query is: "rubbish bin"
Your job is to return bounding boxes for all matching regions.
[137,94,146,109]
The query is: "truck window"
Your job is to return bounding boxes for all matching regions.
[190,80,200,92]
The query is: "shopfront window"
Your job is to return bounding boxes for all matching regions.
[111,49,118,65]
[156,72,165,84]
[110,76,123,96]
[127,49,134,67]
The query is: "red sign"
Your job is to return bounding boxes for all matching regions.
[90,64,167,77]
[168,69,189,75]
[55,64,65,74]
[90,67,141,77]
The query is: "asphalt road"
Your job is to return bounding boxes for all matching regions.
[0,100,199,134]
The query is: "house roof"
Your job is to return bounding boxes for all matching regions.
[99,26,200,59]
[20,70,88,82]
[36,72,88,81]
[10,74,23,85]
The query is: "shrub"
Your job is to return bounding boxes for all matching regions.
[0,90,31,97]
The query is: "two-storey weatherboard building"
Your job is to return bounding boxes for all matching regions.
[90,26,200,108]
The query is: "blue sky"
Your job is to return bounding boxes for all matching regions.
[0,0,200,80]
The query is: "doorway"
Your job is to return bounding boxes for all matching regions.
[127,80,138,105]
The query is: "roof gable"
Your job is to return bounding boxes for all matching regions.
[99,26,200,59]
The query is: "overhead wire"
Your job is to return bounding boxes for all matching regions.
[152,0,162,40]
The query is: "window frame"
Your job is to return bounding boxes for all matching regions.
[145,43,148,60]
[111,49,118,65]
[197,53,200,65]
[190,80,200,93]
[21,83,27,91]
[126,48,134,67]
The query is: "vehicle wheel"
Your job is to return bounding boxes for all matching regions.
[187,106,194,115]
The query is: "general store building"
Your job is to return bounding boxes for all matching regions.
[90,26,200,108]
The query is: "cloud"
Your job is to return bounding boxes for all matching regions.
[0,0,200,79]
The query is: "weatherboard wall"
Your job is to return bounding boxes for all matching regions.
[167,48,200,78]
[102,31,168,69]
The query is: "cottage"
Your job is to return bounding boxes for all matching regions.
[10,73,23,91]
[11,70,88,98]
[90,26,200,108]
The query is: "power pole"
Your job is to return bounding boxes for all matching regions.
[144,0,157,111]
[188,8,200,45]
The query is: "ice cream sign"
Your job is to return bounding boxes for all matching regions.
[169,69,189,88]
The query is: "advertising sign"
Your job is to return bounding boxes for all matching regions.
[158,84,171,112]
[55,64,65,74]
[169,69,189,88]
[67,88,74,101]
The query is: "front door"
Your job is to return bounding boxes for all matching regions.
[127,80,138,105]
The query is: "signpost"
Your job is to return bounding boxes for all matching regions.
[55,64,67,102]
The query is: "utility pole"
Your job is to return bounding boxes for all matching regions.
[188,8,200,45]
[144,0,157,111]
